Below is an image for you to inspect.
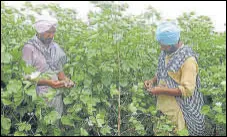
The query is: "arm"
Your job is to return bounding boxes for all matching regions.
[22,45,64,88]
[22,44,34,66]
[37,79,65,88]
[148,57,198,97]
[144,74,157,89]
[162,88,182,96]
[148,87,182,96]
[178,57,198,97]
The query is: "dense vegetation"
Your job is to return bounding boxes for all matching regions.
[1,1,226,136]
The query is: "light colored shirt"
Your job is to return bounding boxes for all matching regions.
[22,43,59,95]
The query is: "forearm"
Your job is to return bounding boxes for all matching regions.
[161,87,182,96]
[37,79,52,86]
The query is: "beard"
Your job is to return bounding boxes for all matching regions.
[37,34,53,45]
[41,37,53,45]
[165,45,178,55]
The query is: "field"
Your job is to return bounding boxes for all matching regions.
[1,1,226,136]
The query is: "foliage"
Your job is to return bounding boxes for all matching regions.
[1,1,226,136]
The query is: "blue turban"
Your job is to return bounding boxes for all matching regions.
[156,21,180,46]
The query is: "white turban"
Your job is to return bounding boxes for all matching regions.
[33,15,58,33]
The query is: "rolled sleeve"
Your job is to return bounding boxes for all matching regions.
[178,57,198,98]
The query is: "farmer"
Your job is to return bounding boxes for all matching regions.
[144,21,206,135]
[22,16,74,116]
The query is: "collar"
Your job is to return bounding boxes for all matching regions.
[167,44,184,58]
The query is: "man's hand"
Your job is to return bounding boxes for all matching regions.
[48,80,65,89]
[144,76,157,90]
[147,87,163,95]
[62,78,75,88]
[144,80,153,89]
[58,72,75,88]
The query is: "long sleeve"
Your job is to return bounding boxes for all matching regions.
[22,44,34,66]
[178,57,198,98]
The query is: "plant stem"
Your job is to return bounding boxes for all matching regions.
[116,32,121,136]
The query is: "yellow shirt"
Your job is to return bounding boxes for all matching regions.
[156,50,199,131]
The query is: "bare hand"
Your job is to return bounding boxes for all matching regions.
[147,87,163,95]
[49,80,65,89]
[144,80,153,89]
[62,78,75,88]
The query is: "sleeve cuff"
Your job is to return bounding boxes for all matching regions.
[178,85,187,98]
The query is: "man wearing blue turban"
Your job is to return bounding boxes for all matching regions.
[144,21,206,135]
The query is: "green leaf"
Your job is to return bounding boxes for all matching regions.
[61,115,74,127]
[23,80,32,90]
[131,85,138,92]
[11,48,21,61]
[16,122,31,131]
[53,128,61,136]
[42,88,56,101]
[101,74,112,86]
[23,65,36,74]
[120,78,128,87]
[201,105,210,115]
[110,86,119,97]
[67,104,82,113]
[7,80,22,93]
[1,116,11,130]
[25,86,36,96]
[100,125,111,135]
[2,99,12,105]
[63,97,73,105]
[87,104,95,115]
[221,81,226,86]
[138,82,144,89]
[14,131,26,136]
[213,105,222,113]
[25,86,37,102]
[215,114,226,124]
[69,67,74,76]
[14,94,23,107]
[44,111,61,125]
[1,52,12,63]
[177,128,189,136]
[128,103,137,113]
[80,94,90,105]
[96,113,105,127]
[162,124,172,131]
[88,66,97,76]
[148,105,157,115]
[89,116,97,125]
[129,117,145,135]
[84,77,92,88]
[80,128,89,136]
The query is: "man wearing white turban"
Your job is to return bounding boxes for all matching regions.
[144,21,206,135]
[22,16,74,119]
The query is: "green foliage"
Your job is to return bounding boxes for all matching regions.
[1,1,226,136]
[153,115,177,136]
